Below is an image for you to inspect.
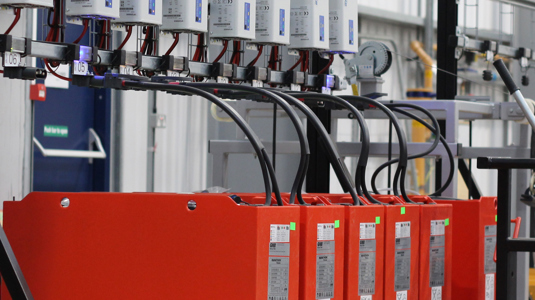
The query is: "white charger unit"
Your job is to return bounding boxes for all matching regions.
[289,0,329,50]
[112,0,162,25]
[0,0,52,8]
[254,0,290,45]
[209,0,256,40]
[329,0,358,53]
[161,0,207,33]
[66,0,120,19]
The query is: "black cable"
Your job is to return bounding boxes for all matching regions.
[384,108,455,196]
[182,83,308,205]
[371,103,442,196]
[284,92,373,204]
[338,95,413,204]
[370,104,440,194]
[273,103,277,170]
[282,92,364,206]
[121,81,276,206]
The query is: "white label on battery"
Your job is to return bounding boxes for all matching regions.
[316,244,335,299]
[485,274,494,300]
[73,61,89,76]
[395,222,411,238]
[484,225,497,274]
[431,286,442,300]
[431,220,445,236]
[317,223,335,241]
[396,290,408,300]
[360,223,376,240]
[270,224,290,243]
[268,224,290,300]
[360,295,372,300]
[3,52,21,67]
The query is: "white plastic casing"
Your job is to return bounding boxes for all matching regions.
[289,0,329,50]
[209,0,256,40]
[66,0,120,19]
[329,0,358,53]
[0,0,52,8]
[254,0,290,45]
[112,0,162,25]
[161,0,208,33]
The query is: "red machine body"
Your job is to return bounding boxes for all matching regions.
[2,192,301,300]
[434,197,497,300]
[281,194,345,300]
[374,195,420,300]
[316,194,385,300]
[410,196,453,300]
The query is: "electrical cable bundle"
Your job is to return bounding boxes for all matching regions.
[181,83,310,205]
[122,80,280,206]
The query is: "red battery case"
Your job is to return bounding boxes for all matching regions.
[2,192,301,300]
[434,197,497,300]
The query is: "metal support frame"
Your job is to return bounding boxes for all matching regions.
[477,157,535,299]
[211,99,532,197]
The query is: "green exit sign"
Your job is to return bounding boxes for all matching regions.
[44,125,68,138]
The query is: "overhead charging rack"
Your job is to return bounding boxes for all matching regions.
[0,34,342,89]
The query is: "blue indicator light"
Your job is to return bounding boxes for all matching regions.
[279,9,285,36]
[319,15,324,42]
[244,2,250,31]
[349,19,354,45]
[196,0,202,23]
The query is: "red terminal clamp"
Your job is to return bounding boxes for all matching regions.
[494,217,522,262]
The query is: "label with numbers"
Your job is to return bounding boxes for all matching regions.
[396,290,407,300]
[360,295,372,300]
[73,61,89,76]
[359,222,376,296]
[485,274,494,300]
[3,52,21,67]
[484,225,497,274]
[268,224,290,300]
[395,237,411,291]
[120,65,134,75]
[270,225,290,243]
[430,220,446,288]
[395,222,411,238]
[317,222,335,300]
[317,224,335,241]
[166,70,180,77]
[431,286,442,300]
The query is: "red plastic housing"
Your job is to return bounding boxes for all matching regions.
[315,194,385,300]
[434,197,497,300]
[373,195,420,300]
[2,192,301,300]
[29,83,46,101]
[291,195,346,300]
[410,195,453,300]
